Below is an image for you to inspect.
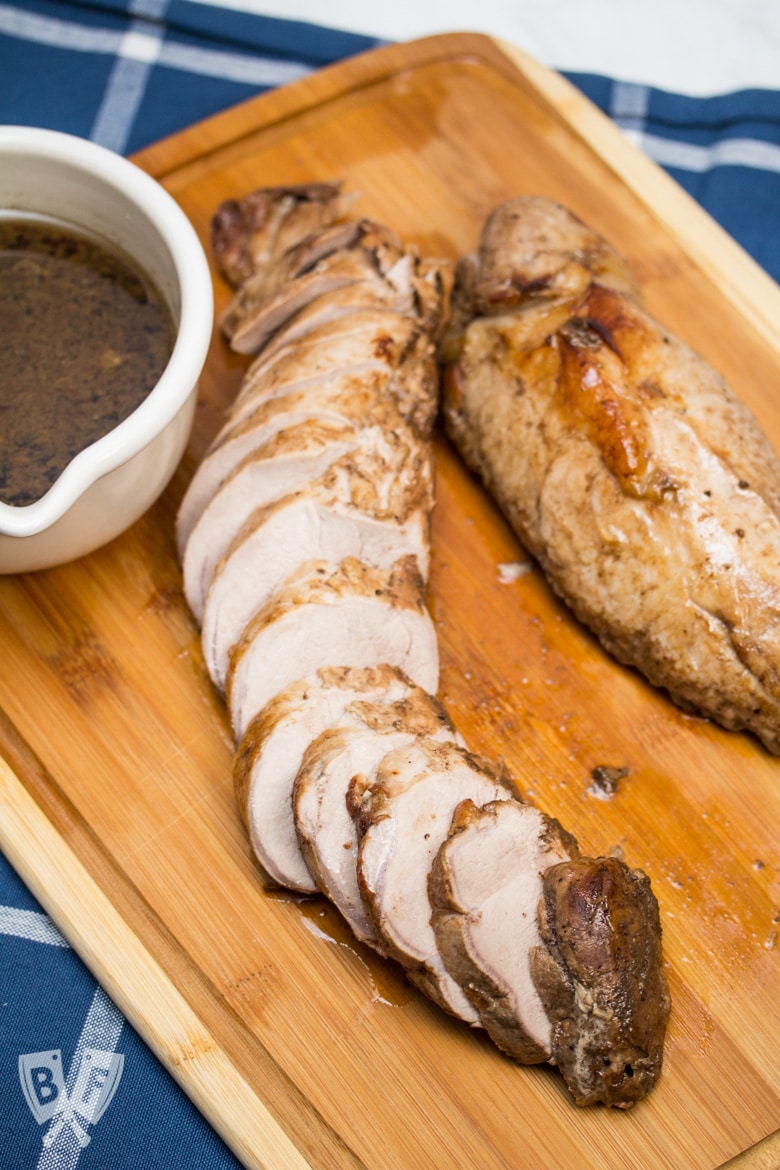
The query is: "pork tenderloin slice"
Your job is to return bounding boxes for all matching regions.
[183,400,419,616]
[352,738,514,1024]
[225,247,391,354]
[211,180,357,288]
[222,361,400,437]
[218,217,368,339]
[531,856,671,1108]
[429,798,578,1063]
[234,665,420,893]
[227,326,439,438]
[180,393,350,556]
[230,309,424,416]
[225,229,411,353]
[199,477,433,692]
[201,430,437,692]
[177,360,413,552]
[181,421,362,608]
[226,555,438,743]
[229,272,418,356]
[240,271,429,365]
[210,374,387,461]
[295,693,463,943]
[226,269,360,354]
[281,218,386,282]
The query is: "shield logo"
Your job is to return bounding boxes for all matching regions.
[18,1051,67,1126]
[69,1048,124,1125]
[19,1046,124,1147]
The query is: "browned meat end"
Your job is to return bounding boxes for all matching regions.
[211,181,356,288]
[531,856,671,1108]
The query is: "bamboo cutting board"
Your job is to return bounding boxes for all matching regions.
[2,33,780,1170]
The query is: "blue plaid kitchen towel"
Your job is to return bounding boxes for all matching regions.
[1,3,779,1167]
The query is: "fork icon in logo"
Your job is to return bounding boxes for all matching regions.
[19,1047,124,1147]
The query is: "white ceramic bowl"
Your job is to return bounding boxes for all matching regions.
[0,126,214,573]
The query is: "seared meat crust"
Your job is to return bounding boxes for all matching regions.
[211,180,358,289]
[442,195,780,753]
[531,857,671,1108]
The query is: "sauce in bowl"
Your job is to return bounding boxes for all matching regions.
[0,218,175,506]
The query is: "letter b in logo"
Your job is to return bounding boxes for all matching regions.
[31,1065,59,1104]
[18,1051,67,1124]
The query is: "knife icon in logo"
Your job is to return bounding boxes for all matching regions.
[19,1047,124,1147]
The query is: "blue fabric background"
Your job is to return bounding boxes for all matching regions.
[569,74,780,282]
[0,855,243,1168]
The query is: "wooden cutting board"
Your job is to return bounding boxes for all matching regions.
[2,33,780,1170]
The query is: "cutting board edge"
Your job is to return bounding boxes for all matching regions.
[0,751,313,1170]
[2,31,779,1170]
[492,36,780,353]
[132,30,780,359]
[715,1127,780,1170]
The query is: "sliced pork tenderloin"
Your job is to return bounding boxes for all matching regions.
[218,217,369,340]
[177,361,421,553]
[531,856,671,1108]
[211,182,450,345]
[234,665,421,893]
[225,265,362,355]
[195,368,397,475]
[217,205,403,337]
[429,798,578,1064]
[182,411,430,618]
[294,692,464,943]
[200,480,433,694]
[176,183,672,1110]
[225,354,404,438]
[351,738,516,1024]
[228,272,420,357]
[226,555,439,742]
[197,428,434,687]
[296,729,420,943]
[277,217,374,281]
[223,221,409,353]
[179,419,361,587]
[229,309,422,411]
[228,225,450,363]
[225,324,439,437]
[224,225,449,359]
[218,364,431,456]
[211,180,357,289]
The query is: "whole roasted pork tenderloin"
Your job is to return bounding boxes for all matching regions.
[442,194,780,754]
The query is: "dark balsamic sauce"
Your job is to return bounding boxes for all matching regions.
[0,218,175,506]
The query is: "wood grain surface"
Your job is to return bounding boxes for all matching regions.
[2,33,779,1170]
